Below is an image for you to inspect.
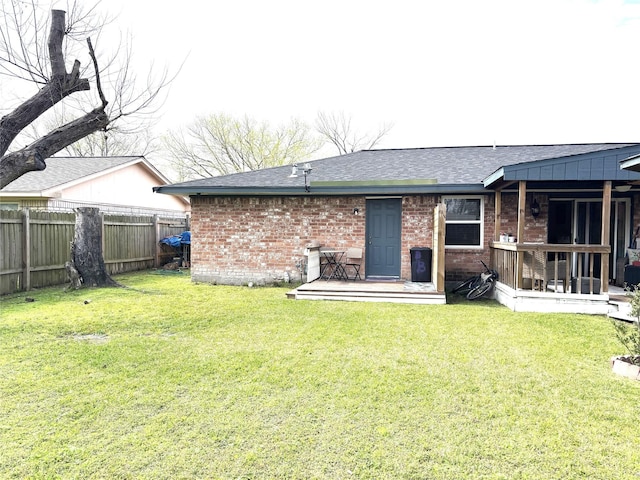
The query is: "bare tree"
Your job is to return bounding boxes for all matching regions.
[163,113,324,181]
[0,2,172,287]
[0,2,172,188]
[315,110,393,155]
[22,117,160,157]
[62,128,158,157]
[0,7,108,188]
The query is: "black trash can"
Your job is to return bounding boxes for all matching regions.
[410,247,432,282]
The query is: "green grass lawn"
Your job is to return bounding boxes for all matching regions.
[1,271,638,479]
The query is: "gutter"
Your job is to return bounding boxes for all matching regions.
[153,183,490,197]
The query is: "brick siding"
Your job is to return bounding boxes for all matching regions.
[445,193,550,282]
[191,196,367,285]
[633,193,640,241]
[191,193,553,285]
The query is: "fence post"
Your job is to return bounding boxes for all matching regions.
[153,215,160,268]
[22,208,31,291]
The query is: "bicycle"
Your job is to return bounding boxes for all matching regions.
[452,261,499,300]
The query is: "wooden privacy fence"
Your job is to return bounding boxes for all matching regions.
[0,209,188,295]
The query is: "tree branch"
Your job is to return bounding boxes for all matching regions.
[0,78,90,157]
[315,111,392,155]
[87,37,108,108]
[0,107,109,188]
[48,10,67,80]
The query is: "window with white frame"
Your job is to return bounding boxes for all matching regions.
[444,196,484,248]
[0,203,19,211]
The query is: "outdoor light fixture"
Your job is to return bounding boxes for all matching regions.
[530,198,541,218]
[615,184,632,193]
[353,208,360,215]
[302,163,312,192]
[288,163,312,191]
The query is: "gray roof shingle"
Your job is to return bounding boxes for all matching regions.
[158,144,640,195]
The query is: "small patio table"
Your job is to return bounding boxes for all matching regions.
[320,249,347,280]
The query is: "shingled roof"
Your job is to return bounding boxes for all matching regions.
[154,143,640,196]
[1,156,166,193]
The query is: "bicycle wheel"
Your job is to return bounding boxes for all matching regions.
[466,280,495,300]
[452,276,480,294]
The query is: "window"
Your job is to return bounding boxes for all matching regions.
[444,196,483,248]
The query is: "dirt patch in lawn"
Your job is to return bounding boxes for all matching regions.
[70,333,110,344]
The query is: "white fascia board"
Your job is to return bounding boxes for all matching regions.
[482,167,505,187]
[620,153,640,172]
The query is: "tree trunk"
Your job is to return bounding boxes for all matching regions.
[64,261,82,290]
[70,207,118,288]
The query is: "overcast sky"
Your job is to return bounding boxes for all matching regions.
[34,0,640,151]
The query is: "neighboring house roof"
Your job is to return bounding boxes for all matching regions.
[1,156,171,195]
[154,143,640,197]
[1,156,190,214]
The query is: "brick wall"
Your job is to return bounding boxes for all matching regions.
[633,193,640,241]
[498,192,548,243]
[191,193,550,285]
[191,196,367,285]
[400,196,438,278]
[192,195,447,285]
[444,193,550,282]
[444,195,494,282]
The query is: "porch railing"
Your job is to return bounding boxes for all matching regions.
[490,242,611,294]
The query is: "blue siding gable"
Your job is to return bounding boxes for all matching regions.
[501,145,640,182]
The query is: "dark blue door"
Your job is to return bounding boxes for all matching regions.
[365,198,402,278]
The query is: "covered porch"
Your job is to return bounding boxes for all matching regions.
[486,167,629,312]
[491,240,614,313]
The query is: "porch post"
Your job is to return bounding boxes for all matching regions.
[494,190,502,242]
[517,181,526,243]
[601,181,611,293]
[515,181,526,288]
[433,203,446,293]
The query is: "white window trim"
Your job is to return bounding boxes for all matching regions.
[0,202,20,211]
[443,195,484,249]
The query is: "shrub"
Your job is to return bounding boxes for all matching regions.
[612,287,640,365]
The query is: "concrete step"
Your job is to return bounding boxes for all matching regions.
[607,300,637,323]
[288,286,446,305]
[608,310,637,323]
